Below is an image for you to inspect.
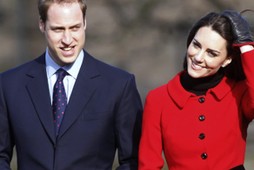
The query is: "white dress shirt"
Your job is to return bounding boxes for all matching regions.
[45,48,84,104]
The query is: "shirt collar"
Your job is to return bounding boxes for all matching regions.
[45,48,84,79]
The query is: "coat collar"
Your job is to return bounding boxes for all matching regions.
[57,51,101,138]
[25,50,101,142]
[25,54,56,143]
[167,71,236,109]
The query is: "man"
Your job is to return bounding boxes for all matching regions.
[0,0,142,169]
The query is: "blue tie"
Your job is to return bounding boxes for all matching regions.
[52,68,67,135]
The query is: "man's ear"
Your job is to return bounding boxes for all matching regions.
[222,56,232,68]
[84,18,87,30]
[39,19,45,33]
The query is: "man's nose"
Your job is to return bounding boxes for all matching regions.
[62,30,72,45]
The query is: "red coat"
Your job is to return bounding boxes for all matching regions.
[139,50,254,170]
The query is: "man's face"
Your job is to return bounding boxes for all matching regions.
[39,2,86,66]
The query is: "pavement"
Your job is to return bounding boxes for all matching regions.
[245,122,254,169]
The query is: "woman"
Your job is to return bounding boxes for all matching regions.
[139,10,254,170]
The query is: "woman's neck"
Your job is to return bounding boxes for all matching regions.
[180,70,224,96]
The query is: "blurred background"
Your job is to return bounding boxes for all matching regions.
[1,0,254,169]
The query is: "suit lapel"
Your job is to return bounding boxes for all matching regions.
[26,55,56,144]
[58,52,101,138]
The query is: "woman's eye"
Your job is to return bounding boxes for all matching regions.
[207,51,217,57]
[192,42,200,48]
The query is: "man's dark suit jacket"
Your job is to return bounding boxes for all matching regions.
[0,50,143,170]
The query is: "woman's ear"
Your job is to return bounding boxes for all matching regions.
[222,56,232,68]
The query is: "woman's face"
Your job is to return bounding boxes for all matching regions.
[187,26,232,78]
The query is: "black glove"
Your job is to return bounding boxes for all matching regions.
[221,10,254,47]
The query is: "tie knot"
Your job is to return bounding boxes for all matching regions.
[56,68,67,81]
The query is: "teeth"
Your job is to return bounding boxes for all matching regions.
[192,63,203,69]
[62,47,72,51]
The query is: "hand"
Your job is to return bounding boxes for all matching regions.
[221,10,254,47]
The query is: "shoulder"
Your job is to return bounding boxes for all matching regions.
[144,84,169,110]
[0,54,45,83]
[147,84,168,98]
[84,50,134,80]
[144,72,184,110]
[146,72,181,100]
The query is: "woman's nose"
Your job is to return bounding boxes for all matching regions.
[193,51,205,62]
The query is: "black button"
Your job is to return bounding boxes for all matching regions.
[201,152,208,159]
[199,133,205,140]
[199,115,205,121]
[198,97,205,103]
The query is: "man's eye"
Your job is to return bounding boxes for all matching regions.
[72,27,80,31]
[52,28,63,32]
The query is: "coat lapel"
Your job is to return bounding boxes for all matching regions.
[26,55,56,144]
[58,52,101,138]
